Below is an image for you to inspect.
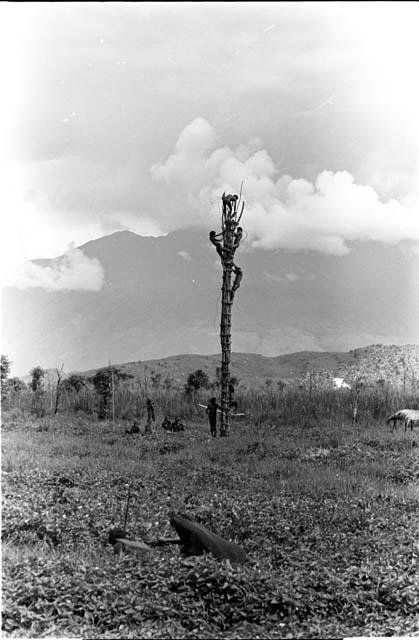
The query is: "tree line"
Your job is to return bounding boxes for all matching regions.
[1,355,238,421]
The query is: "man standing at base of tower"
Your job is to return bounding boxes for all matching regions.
[206,397,220,437]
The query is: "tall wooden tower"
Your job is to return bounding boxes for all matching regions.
[209,192,244,436]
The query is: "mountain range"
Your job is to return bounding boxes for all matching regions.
[3,228,419,376]
[20,345,419,392]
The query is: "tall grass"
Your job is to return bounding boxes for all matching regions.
[235,386,418,428]
[3,382,418,430]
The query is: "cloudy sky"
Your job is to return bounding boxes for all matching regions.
[2,1,419,287]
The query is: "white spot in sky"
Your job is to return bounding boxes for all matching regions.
[178,251,192,262]
[263,24,276,32]
[62,112,77,124]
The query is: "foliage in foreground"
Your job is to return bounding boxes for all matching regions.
[2,412,419,638]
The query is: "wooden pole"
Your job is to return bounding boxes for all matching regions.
[123,487,131,531]
[112,368,115,427]
[109,360,115,427]
[54,363,64,415]
[220,213,233,437]
[209,193,244,437]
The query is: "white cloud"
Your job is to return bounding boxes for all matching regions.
[152,118,419,255]
[151,118,217,188]
[3,4,419,265]
[5,246,104,291]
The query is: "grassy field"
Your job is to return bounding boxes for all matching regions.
[2,405,419,639]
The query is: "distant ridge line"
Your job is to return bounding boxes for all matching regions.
[63,344,418,391]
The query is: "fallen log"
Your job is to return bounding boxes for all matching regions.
[170,512,247,564]
[108,528,128,545]
[148,537,182,547]
[113,537,152,555]
[108,528,180,552]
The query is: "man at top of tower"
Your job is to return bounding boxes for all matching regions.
[222,193,238,218]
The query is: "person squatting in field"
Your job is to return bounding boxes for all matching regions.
[162,416,185,432]
[125,420,140,435]
[206,397,221,437]
[172,416,185,432]
[162,416,172,431]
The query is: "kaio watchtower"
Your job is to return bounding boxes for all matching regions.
[209,191,244,436]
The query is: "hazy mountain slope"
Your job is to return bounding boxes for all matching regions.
[3,229,418,376]
[76,344,419,391]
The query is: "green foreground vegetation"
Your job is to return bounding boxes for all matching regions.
[2,403,419,639]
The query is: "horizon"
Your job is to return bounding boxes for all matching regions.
[13,342,419,380]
